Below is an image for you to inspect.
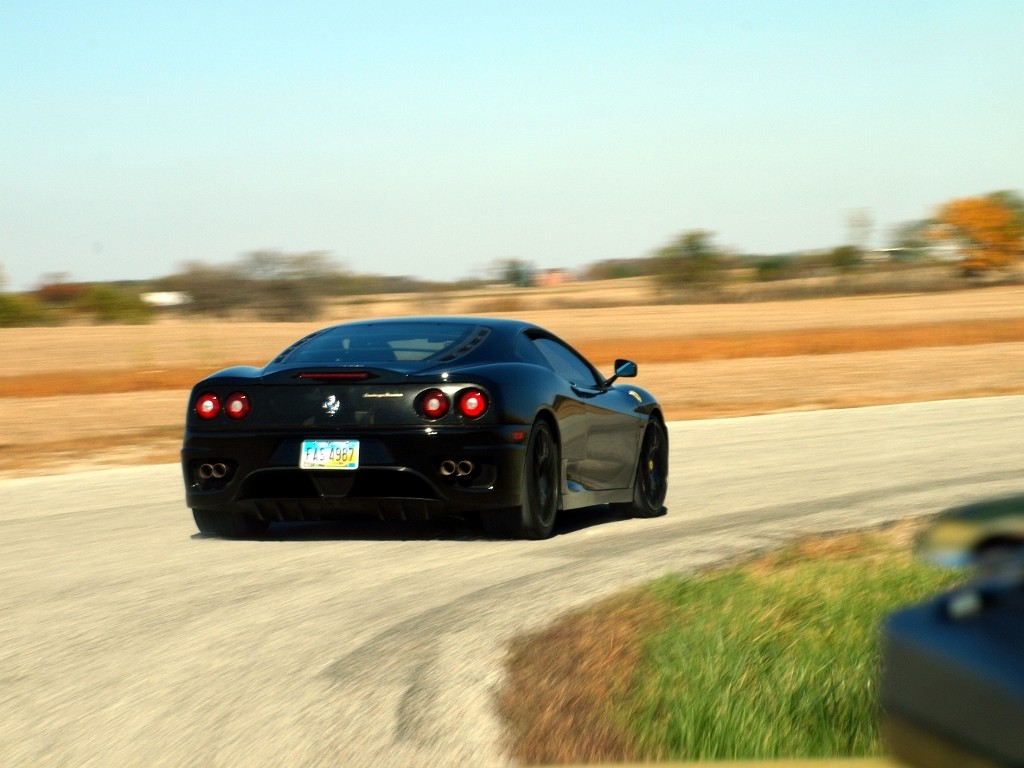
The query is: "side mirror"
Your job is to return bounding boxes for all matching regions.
[604,359,637,387]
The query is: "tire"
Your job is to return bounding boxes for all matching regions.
[192,508,269,539]
[481,420,560,540]
[613,419,668,518]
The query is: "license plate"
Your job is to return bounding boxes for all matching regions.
[300,440,359,470]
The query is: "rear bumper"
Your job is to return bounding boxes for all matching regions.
[182,425,527,520]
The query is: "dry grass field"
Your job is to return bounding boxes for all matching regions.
[4,281,1024,478]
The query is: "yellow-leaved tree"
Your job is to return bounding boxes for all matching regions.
[933,192,1024,274]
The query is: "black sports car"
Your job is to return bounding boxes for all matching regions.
[182,316,668,539]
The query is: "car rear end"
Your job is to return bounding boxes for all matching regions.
[182,365,529,523]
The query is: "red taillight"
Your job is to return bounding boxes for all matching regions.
[195,392,221,420]
[457,389,488,418]
[419,389,450,419]
[225,392,251,419]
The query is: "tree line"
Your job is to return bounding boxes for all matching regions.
[605,190,1024,290]
[2,190,1022,327]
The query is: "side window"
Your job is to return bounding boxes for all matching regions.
[531,337,600,386]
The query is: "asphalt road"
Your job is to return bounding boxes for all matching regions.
[3,397,1024,767]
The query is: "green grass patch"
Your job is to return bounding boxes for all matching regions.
[499,523,966,765]
[623,531,964,761]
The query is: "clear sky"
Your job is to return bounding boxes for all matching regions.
[2,1,1022,291]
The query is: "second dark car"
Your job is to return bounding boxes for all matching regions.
[182,316,668,539]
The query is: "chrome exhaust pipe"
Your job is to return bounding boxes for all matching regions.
[456,460,474,476]
[198,462,229,481]
[440,460,457,476]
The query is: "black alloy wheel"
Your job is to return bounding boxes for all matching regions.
[523,420,559,538]
[482,420,560,540]
[614,419,668,518]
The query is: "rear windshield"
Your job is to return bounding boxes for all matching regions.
[278,322,486,365]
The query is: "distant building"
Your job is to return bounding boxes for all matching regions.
[864,248,905,262]
[141,291,191,307]
[535,268,574,288]
[867,245,960,263]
